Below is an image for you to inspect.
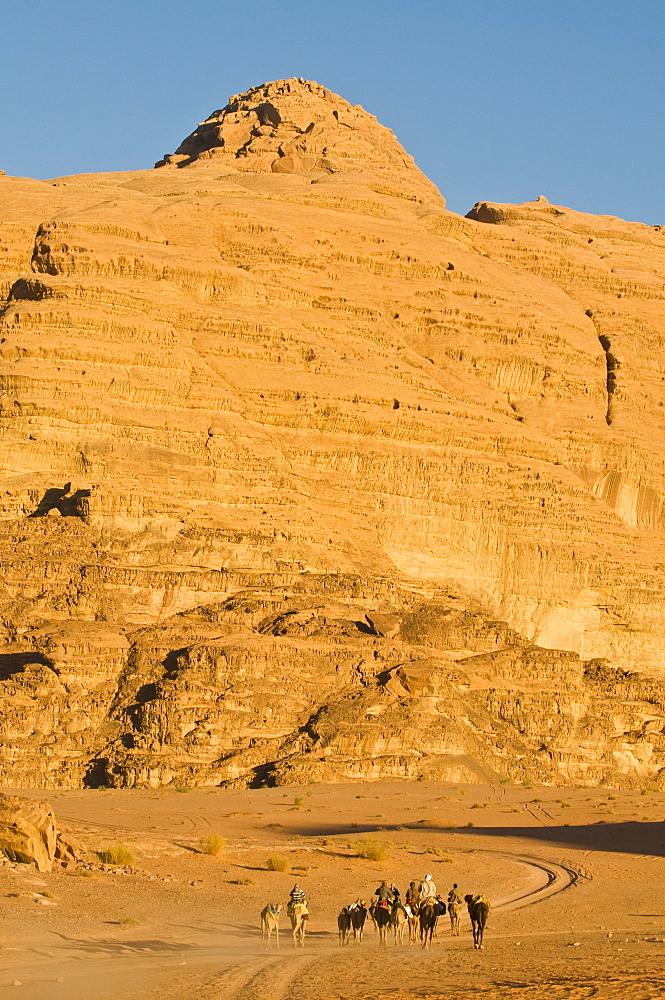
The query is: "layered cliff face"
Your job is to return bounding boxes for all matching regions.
[1,79,665,789]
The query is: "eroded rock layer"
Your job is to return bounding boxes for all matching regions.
[0,80,665,789]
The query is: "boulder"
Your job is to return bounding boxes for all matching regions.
[365,612,401,639]
[55,832,88,863]
[0,794,56,872]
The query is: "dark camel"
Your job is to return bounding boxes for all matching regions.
[374,901,392,945]
[465,894,490,949]
[350,901,368,944]
[338,906,352,945]
[419,898,445,950]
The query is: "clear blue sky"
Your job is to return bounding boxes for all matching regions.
[1,0,663,223]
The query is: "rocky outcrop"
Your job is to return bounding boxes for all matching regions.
[0,793,56,871]
[155,78,443,206]
[0,82,664,789]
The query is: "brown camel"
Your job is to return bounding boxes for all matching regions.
[419,898,446,950]
[260,903,281,950]
[407,901,420,945]
[448,899,462,936]
[290,901,308,948]
[392,901,409,945]
[465,894,491,949]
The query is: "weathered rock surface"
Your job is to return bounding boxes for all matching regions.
[0,793,56,870]
[0,79,665,789]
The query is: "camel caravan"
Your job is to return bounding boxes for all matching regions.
[261,876,491,951]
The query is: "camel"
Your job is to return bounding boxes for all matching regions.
[465,894,491,949]
[407,901,420,945]
[337,906,352,946]
[350,901,368,944]
[373,901,392,945]
[392,901,409,946]
[290,901,308,948]
[260,903,281,950]
[419,897,446,950]
[448,899,462,936]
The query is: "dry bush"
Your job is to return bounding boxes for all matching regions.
[355,837,390,862]
[99,845,135,865]
[266,855,289,872]
[198,834,226,857]
[425,846,453,861]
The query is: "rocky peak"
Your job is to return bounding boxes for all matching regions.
[156,77,444,206]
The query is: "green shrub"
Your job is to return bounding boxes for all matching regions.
[117,916,140,926]
[355,837,390,862]
[198,834,226,857]
[293,796,304,807]
[266,855,289,872]
[99,845,135,866]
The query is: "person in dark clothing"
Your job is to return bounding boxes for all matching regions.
[405,880,419,905]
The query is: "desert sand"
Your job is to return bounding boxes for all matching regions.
[1,781,664,999]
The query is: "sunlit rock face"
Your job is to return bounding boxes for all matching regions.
[0,82,665,788]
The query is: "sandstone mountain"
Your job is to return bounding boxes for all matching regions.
[1,79,665,790]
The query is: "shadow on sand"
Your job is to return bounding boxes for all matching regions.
[269,819,665,858]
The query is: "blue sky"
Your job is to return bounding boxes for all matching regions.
[1,0,663,223]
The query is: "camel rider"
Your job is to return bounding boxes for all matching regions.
[419,874,437,902]
[448,883,463,905]
[390,882,401,902]
[405,880,419,905]
[374,880,392,907]
[288,883,308,915]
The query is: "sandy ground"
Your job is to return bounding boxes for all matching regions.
[1,781,664,999]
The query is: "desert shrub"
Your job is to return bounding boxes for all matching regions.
[355,837,390,862]
[266,855,289,872]
[117,917,140,926]
[198,834,226,857]
[425,846,452,860]
[233,877,255,885]
[72,868,93,877]
[293,796,304,807]
[174,785,192,793]
[99,845,135,865]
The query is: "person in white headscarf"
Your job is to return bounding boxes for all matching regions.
[418,873,437,901]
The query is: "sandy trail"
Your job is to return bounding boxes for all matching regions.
[0,850,576,1000]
